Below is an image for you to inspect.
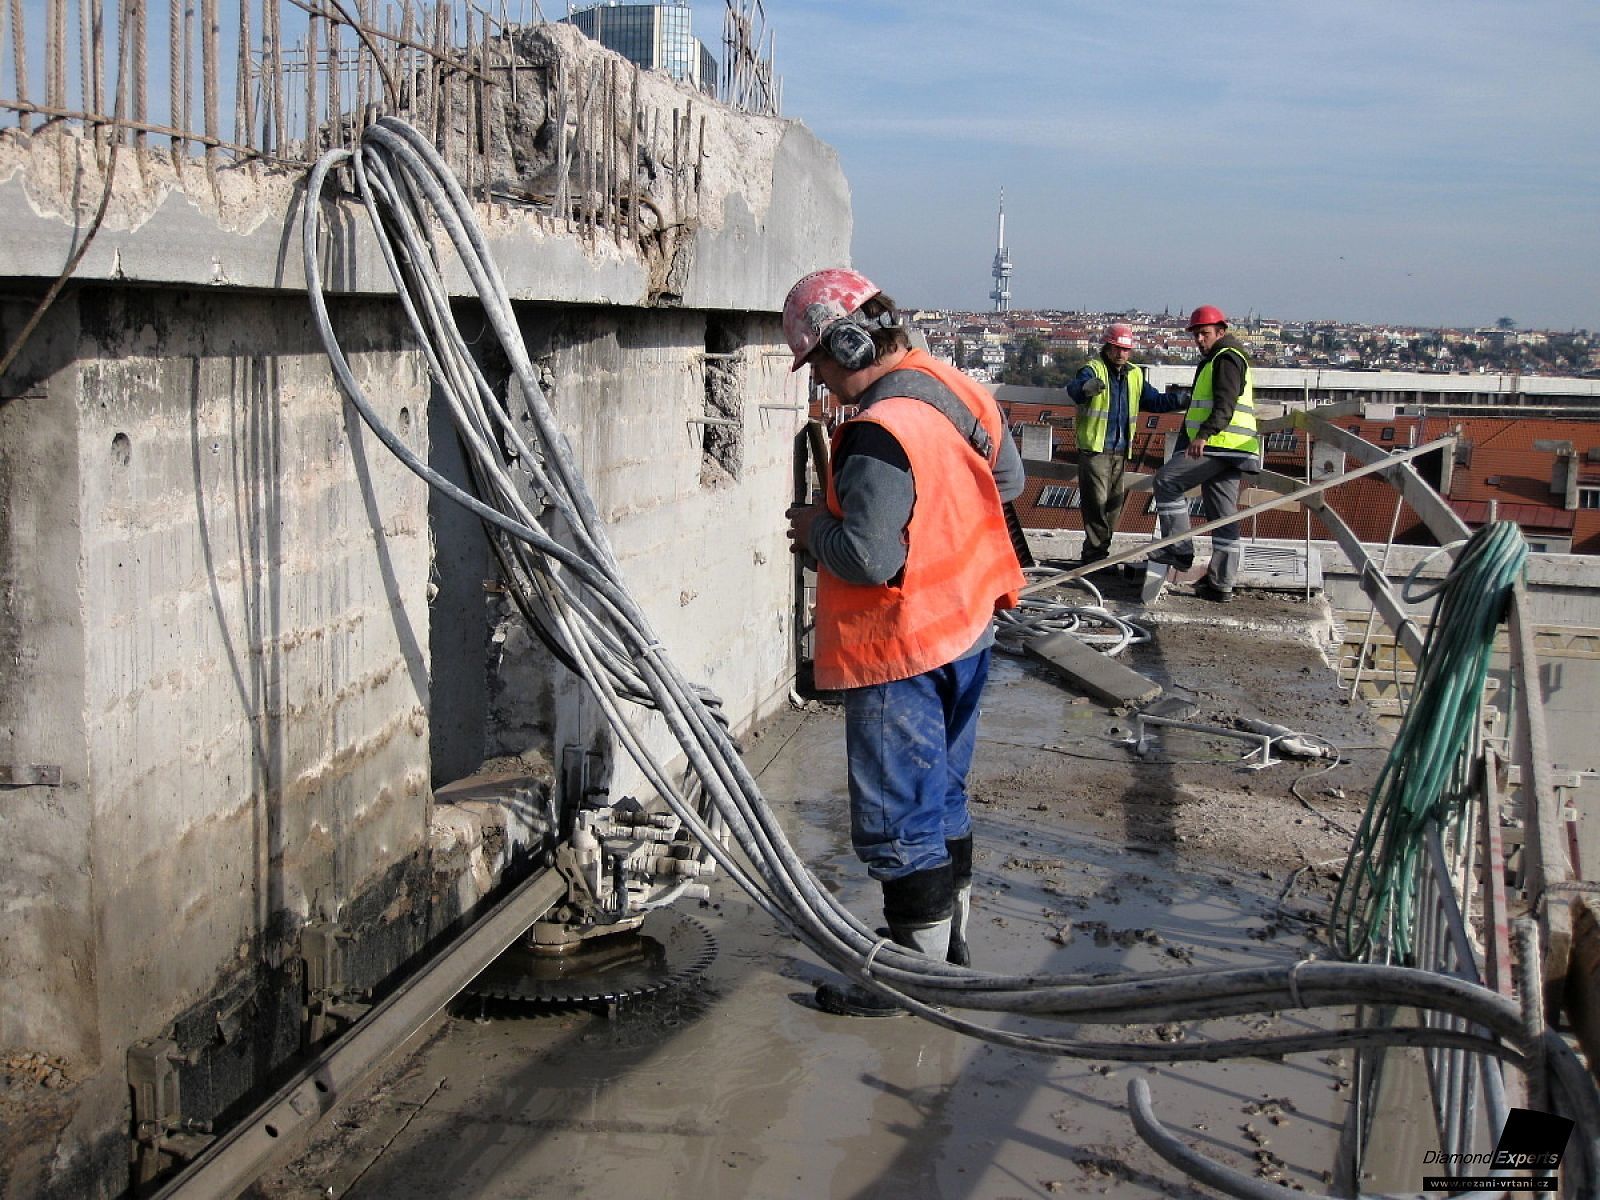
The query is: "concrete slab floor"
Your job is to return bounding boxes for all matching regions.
[257,586,1396,1199]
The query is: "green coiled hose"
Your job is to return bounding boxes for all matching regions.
[1332,520,1529,961]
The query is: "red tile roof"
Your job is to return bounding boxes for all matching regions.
[1010,410,1600,554]
[1452,500,1575,531]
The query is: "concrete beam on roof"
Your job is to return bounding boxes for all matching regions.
[1024,631,1162,710]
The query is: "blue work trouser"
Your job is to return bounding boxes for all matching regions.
[842,649,990,882]
[1153,452,1246,589]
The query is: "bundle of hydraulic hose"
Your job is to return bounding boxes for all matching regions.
[1332,521,1529,961]
[304,118,1599,1179]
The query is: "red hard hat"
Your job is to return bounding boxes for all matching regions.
[782,267,881,372]
[1187,305,1228,330]
[1102,322,1135,350]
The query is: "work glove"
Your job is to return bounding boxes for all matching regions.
[1079,377,1105,400]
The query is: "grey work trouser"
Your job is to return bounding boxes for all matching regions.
[1152,452,1248,589]
[1076,450,1128,560]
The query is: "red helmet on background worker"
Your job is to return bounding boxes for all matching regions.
[1186,305,1228,330]
[1102,322,1135,350]
[782,267,882,372]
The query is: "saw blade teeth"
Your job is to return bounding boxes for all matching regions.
[462,909,716,1009]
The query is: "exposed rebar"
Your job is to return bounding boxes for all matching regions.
[11,0,31,131]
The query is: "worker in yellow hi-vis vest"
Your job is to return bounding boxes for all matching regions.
[1066,323,1169,569]
[1147,305,1261,603]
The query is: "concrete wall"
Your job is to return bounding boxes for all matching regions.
[1,287,438,1194]
[79,285,435,1032]
[0,298,92,1060]
[427,302,804,798]
[0,25,848,1197]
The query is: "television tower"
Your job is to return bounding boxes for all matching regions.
[989,188,1013,313]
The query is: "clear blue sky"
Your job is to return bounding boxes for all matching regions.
[697,1,1600,332]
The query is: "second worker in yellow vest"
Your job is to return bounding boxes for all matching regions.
[1147,305,1261,603]
[1067,322,1171,567]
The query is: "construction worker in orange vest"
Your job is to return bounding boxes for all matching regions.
[782,267,1027,1016]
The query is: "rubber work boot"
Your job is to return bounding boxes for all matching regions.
[948,888,973,966]
[813,919,953,1017]
[1147,545,1194,571]
[1193,578,1234,603]
[946,835,974,967]
[815,865,955,1017]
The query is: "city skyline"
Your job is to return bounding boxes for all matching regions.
[696,1,1600,333]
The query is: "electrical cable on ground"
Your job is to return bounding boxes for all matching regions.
[1289,757,1359,839]
[993,568,1151,657]
[302,118,1600,1185]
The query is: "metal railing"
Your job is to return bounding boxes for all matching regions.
[1342,813,1516,1190]
[1292,413,1589,1194]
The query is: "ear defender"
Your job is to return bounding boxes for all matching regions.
[823,319,878,371]
[823,308,899,371]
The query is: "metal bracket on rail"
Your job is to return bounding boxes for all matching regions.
[128,1038,213,1187]
[301,921,372,1048]
[0,763,61,786]
[559,743,608,845]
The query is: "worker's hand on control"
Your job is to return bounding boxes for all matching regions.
[1080,378,1105,400]
[786,502,822,554]
[1186,436,1209,459]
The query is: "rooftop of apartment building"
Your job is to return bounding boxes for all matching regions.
[1001,404,1600,556]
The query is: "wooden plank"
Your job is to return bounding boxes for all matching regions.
[1260,398,1363,432]
[1024,631,1162,709]
[1018,458,1079,482]
[992,383,1072,407]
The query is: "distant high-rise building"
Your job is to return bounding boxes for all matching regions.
[562,2,718,96]
[990,189,1013,313]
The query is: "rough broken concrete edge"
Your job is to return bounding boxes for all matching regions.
[0,122,848,314]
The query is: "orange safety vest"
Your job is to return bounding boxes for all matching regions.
[814,352,1024,690]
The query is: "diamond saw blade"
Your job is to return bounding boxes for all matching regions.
[465,907,716,1006]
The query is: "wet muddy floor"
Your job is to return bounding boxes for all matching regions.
[257,579,1395,1199]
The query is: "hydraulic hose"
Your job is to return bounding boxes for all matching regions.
[302,120,1600,1166]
